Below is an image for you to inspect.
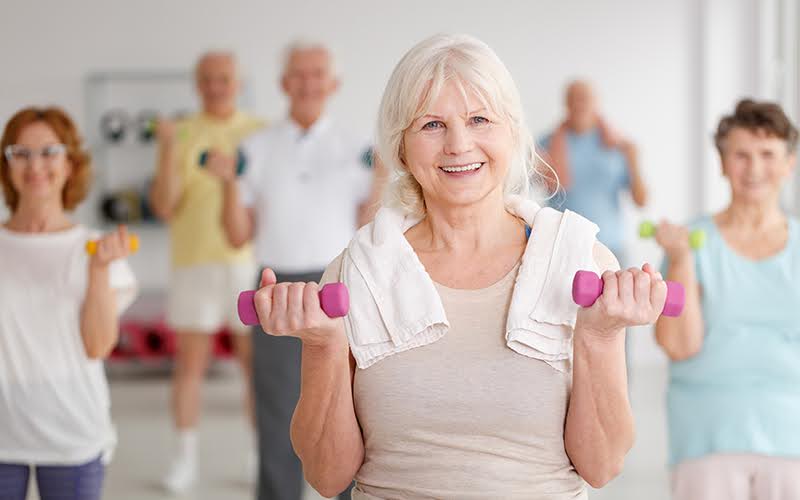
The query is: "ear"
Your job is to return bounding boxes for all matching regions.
[280,74,290,96]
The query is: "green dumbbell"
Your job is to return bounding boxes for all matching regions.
[199,149,247,176]
[639,221,706,250]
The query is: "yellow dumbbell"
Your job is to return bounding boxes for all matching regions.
[85,234,140,255]
[639,221,705,250]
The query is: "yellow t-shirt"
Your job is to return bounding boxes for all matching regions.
[169,112,265,267]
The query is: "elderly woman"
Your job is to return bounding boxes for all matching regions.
[250,35,668,499]
[0,107,137,500]
[655,99,800,500]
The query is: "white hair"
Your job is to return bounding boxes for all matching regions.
[377,34,543,217]
[281,39,337,76]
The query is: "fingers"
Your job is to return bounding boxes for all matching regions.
[287,283,305,330]
[260,268,277,288]
[617,269,635,305]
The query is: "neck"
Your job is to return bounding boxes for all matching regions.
[721,197,785,231]
[204,107,236,121]
[566,116,597,134]
[6,198,71,233]
[418,190,522,253]
[290,107,323,130]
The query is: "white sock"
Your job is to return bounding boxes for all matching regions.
[175,429,197,461]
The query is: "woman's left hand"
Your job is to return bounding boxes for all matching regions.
[575,264,668,340]
[90,225,132,269]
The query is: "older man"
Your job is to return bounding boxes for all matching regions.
[541,80,647,261]
[149,51,264,494]
[206,42,383,500]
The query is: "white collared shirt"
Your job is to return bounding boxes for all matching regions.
[239,116,373,273]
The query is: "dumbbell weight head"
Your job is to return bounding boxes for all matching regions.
[198,149,247,176]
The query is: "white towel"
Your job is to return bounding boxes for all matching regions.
[340,195,599,372]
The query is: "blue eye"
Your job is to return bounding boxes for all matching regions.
[422,121,444,130]
[470,116,489,125]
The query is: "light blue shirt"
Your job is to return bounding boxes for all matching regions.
[662,216,800,466]
[539,128,630,254]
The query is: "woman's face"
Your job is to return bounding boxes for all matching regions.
[401,80,514,212]
[720,127,795,205]
[7,121,72,208]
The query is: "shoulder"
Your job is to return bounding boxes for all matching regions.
[240,125,280,152]
[320,251,346,286]
[592,242,621,273]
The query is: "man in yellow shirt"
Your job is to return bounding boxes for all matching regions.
[149,51,264,493]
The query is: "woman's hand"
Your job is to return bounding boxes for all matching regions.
[253,268,347,349]
[90,225,132,269]
[575,264,668,341]
[655,220,692,263]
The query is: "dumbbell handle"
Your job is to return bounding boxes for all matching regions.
[237,282,350,326]
[85,234,140,255]
[572,270,685,317]
[639,221,705,250]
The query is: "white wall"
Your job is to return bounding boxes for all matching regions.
[0,0,716,363]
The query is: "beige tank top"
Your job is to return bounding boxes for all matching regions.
[350,261,587,500]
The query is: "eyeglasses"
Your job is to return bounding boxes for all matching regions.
[3,144,67,167]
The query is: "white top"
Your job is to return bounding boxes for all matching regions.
[0,225,137,465]
[338,196,600,372]
[239,116,373,273]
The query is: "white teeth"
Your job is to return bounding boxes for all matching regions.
[440,162,483,173]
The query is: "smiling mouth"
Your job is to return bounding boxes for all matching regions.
[439,162,484,173]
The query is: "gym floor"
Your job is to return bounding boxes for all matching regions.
[25,361,672,500]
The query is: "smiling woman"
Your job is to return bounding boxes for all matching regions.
[241,33,676,500]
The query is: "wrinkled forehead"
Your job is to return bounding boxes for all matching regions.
[195,53,238,79]
[723,126,792,151]
[285,47,332,73]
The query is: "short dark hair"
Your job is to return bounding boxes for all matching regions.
[714,99,798,154]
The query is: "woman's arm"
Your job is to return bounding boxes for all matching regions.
[621,141,648,207]
[564,243,634,487]
[252,267,364,497]
[80,226,131,359]
[653,222,704,360]
[291,345,364,497]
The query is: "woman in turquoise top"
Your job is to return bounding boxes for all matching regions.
[655,99,800,500]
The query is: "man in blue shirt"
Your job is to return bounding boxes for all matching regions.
[540,80,648,261]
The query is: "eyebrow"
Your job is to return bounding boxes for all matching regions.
[418,108,489,121]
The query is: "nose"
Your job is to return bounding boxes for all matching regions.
[443,122,473,156]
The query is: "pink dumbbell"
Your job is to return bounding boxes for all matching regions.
[237,283,350,326]
[572,270,685,317]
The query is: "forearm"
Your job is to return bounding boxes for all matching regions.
[655,256,704,360]
[221,181,253,248]
[150,143,181,220]
[625,148,648,207]
[565,330,634,488]
[80,265,118,359]
[291,342,364,497]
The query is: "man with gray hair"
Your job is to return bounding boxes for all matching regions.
[150,51,264,494]
[206,41,383,500]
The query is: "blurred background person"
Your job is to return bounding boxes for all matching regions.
[149,51,264,493]
[0,107,137,500]
[207,41,383,500]
[655,99,800,500]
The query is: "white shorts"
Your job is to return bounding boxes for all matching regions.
[166,262,257,334]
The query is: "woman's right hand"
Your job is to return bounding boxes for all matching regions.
[655,220,692,262]
[253,268,347,349]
